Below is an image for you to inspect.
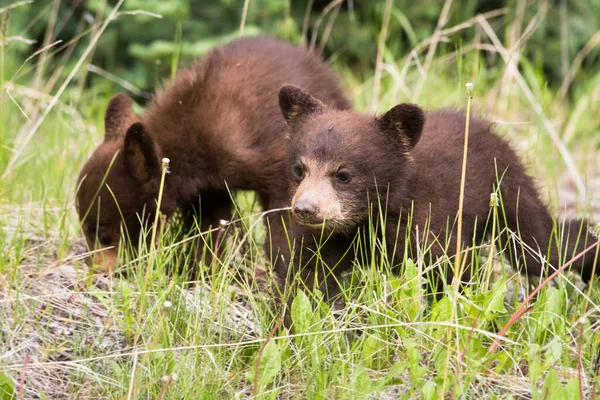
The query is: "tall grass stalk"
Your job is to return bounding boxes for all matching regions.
[143,157,171,295]
[171,21,182,81]
[31,0,59,93]
[309,0,343,52]
[371,0,393,112]
[126,157,170,398]
[483,191,499,292]
[0,12,6,167]
[454,82,474,280]
[441,82,474,396]
[239,0,250,35]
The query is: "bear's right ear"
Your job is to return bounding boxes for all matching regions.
[123,123,161,183]
[377,103,425,150]
[279,85,325,126]
[104,93,137,142]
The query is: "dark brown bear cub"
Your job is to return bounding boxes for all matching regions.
[278,85,598,299]
[76,37,350,273]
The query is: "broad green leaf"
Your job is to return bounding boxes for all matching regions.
[0,372,15,400]
[430,296,452,322]
[361,335,380,369]
[483,277,508,319]
[564,377,581,400]
[540,368,565,400]
[543,338,563,369]
[385,360,409,385]
[291,290,312,334]
[546,288,564,320]
[421,380,436,400]
[528,360,544,387]
[119,280,133,302]
[535,288,564,338]
[493,351,514,373]
[433,344,447,375]
[528,344,541,360]
[404,338,421,363]
[403,260,420,319]
[246,340,282,391]
[352,365,372,395]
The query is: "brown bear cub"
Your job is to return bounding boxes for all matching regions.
[278,85,598,299]
[76,37,350,273]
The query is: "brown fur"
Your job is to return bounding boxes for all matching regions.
[278,85,599,300]
[76,37,351,272]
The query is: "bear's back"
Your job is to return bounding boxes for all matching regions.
[408,110,526,227]
[142,36,351,191]
[414,110,518,184]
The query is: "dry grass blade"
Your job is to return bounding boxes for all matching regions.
[0,1,34,15]
[557,30,600,103]
[317,1,342,54]
[5,87,31,122]
[0,36,36,45]
[476,15,587,196]
[412,0,453,101]
[371,0,393,112]
[0,40,62,98]
[301,0,315,47]
[309,0,344,52]
[1,0,126,180]
[240,0,250,35]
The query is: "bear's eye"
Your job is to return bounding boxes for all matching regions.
[97,232,112,246]
[335,170,352,184]
[292,162,305,180]
[89,226,112,246]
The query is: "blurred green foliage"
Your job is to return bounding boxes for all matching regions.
[6,0,600,99]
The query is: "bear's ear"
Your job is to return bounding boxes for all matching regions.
[105,93,137,142]
[377,103,425,149]
[279,85,325,126]
[123,123,161,182]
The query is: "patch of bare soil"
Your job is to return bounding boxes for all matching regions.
[0,223,261,399]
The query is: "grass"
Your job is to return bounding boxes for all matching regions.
[2,1,600,399]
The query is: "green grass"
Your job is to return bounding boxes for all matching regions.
[2,1,600,399]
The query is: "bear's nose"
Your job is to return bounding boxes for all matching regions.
[294,198,319,221]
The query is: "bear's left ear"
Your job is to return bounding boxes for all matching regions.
[123,123,161,183]
[377,103,425,149]
[104,93,137,142]
[279,85,325,127]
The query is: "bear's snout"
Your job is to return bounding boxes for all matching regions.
[294,197,319,222]
[85,247,119,274]
[291,177,346,229]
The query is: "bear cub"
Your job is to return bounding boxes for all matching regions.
[76,37,350,273]
[278,85,598,298]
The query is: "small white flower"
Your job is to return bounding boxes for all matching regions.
[159,372,178,382]
[466,83,474,97]
[163,300,172,309]
[219,219,228,227]
[489,192,499,207]
[162,158,171,174]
